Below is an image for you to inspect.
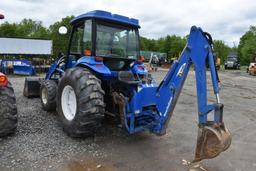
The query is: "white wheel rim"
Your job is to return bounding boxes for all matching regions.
[61,85,77,121]
[41,87,48,105]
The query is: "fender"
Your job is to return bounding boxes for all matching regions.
[131,62,148,75]
[75,56,111,76]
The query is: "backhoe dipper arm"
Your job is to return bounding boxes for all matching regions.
[155,26,222,134]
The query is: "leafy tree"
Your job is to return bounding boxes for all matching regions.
[0,22,19,37]
[0,19,49,39]
[238,26,256,65]
[140,35,186,60]
[213,40,231,64]
[165,35,186,59]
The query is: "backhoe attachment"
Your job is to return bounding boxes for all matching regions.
[152,26,232,162]
[194,122,231,162]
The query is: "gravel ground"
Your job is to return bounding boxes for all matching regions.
[0,70,256,171]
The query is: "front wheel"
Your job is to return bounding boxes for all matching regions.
[0,83,18,137]
[40,80,57,111]
[57,68,105,137]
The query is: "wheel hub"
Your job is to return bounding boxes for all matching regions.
[61,85,77,121]
[41,87,48,105]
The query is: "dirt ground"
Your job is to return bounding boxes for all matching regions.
[0,70,256,171]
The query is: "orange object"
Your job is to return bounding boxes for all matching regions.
[139,55,145,62]
[0,73,8,86]
[84,49,91,56]
[248,63,256,76]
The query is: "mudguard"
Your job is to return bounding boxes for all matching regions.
[131,62,148,75]
[75,56,111,76]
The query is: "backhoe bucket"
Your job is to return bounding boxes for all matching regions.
[23,77,42,98]
[193,122,231,162]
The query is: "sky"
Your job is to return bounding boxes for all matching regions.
[1,0,256,46]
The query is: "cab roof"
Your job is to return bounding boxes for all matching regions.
[70,10,140,28]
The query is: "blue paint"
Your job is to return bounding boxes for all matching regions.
[131,62,148,75]
[45,56,112,80]
[75,56,111,75]
[0,59,36,76]
[71,10,140,28]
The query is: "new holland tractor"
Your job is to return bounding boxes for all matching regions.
[24,10,231,162]
[0,14,18,137]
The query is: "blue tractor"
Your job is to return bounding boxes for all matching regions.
[0,14,18,137]
[24,10,231,162]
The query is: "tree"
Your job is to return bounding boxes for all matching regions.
[0,22,19,37]
[165,35,186,59]
[0,19,50,39]
[238,26,256,65]
[140,35,186,60]
[213,40,231,64]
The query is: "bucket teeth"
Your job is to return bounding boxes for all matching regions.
[193,122,231,162]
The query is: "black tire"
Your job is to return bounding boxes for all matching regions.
[0,83,17,137]
[40,80,57,111]
[57,67,105,137]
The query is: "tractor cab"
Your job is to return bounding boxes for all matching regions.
[66,10,141,72]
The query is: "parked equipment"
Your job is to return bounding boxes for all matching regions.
[247,63,256,75]
[216,57,221,70]
[144,53,158,72]
[0,59,36,76]
[225,53,240,70]
[0,72,18,137]
[24,10,231,162]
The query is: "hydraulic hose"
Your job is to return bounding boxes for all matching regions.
[203,32,220,82]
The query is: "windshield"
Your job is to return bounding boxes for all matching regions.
[227,57,237,61]
[96,22,139,60]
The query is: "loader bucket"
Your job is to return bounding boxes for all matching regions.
[23,77,42,98]
[193,122,231,162]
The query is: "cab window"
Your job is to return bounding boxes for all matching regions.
[70,20,92,56]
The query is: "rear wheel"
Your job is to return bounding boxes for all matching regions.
[0,83,17,137]
[57,67,105,137]
[40,80,57,111]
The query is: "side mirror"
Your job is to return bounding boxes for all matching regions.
[58,26,68,35]
[0,14,4,19]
